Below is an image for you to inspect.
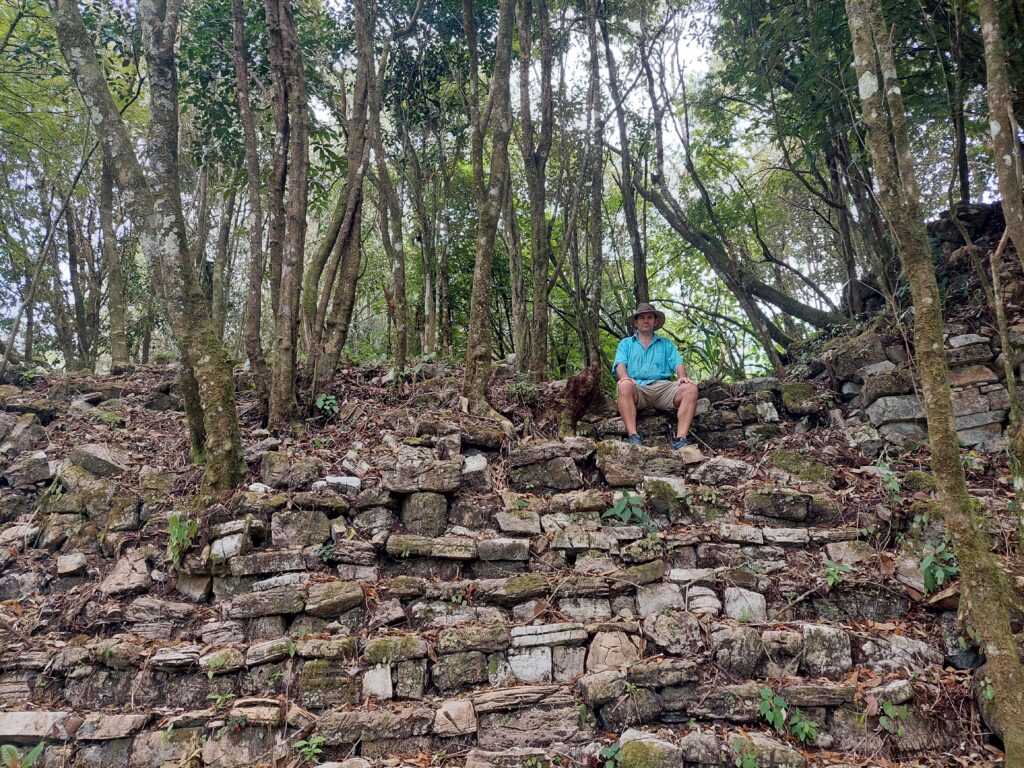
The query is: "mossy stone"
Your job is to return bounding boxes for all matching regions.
[769,449,831,484]
[902,470,935,492]
[619,740,675,768]
[364,635,427,664]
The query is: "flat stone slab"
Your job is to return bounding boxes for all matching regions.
[76,713,148,741]
[0,711,83,743]
[68,443,130,476]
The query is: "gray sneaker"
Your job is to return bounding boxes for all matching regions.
[627,434,643,446]
[671,436,691,450]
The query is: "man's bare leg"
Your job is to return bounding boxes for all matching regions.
[673,382,699,438]
[616,379,639,435]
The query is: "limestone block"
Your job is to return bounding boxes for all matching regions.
[433,699,477,736]
[586,631,641,672]
[68,443,130,477]
[508,647,552,683]
[401,492,448,537]
[724,587,767,622]
[800,624,852,677]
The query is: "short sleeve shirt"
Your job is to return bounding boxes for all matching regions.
[612,332,683,387]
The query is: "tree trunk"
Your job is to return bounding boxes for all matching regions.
[979,0,1024,271]
[461,0,514,413]
[848,0,1024,756]
[267,0,310,430]
[100,157,130,367]
[310,0,372,379]
[231,0,271,411]
[503,166,529,366]
[368,36,408,374]
[583,0,604,367]
[263,0,288,317]
[211,182,237,341]
[600,6,649,306]
[517,0,554,379]
[51,0,244,491]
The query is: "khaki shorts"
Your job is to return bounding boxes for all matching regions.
[635,380,679,411]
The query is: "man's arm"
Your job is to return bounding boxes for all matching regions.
[675,363,694,386]
[616,363,633,382]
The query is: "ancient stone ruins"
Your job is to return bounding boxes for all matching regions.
[0,343,1015,766]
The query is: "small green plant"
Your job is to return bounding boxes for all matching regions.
[287,641,297,657]
[598,743,621,768]
[879,700,907,736]
[167,512,198,568]
[161,723,175,742]
[314,393,340,417]
[317,543,335,563]
[602,492,655,533]
[207,692,235,710]
[757,687,817,743]
[788,708,819,743]
[920,539,959,592]
[311,436,333,449]
[734,751,760,768]
[758,686,788,732]
[824,559,852,588]
[1,743,45,768]
[578,703,590,727]
[205,655,227,679]
[981,676,995,701]
[294,733,325,764]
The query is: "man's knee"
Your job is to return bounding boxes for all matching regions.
[616,378,637,401]
[676,382,698,405]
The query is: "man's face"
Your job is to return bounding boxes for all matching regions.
[635,312,656,330]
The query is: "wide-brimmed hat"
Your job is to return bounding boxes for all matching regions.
[628,302,666,330]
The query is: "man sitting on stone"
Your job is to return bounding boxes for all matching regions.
[612,302,699,449]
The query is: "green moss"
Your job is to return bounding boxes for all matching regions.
[501,573,550,601]
[902,470,935,492]
[618,740,672,768]
[769,449,831,484]
[364,636,427,664]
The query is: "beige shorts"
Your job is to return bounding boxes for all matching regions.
[636,380,679,411]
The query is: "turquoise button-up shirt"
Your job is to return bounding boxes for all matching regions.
[611,332,683,386]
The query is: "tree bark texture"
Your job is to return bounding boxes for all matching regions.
[100,158,129,366]
[461,0,515,412]
[979,0,1024,272]
[50,0,244,490]
[847,0,1024,757]
[267,0,310,430]
[231,0,271,411]
[600,6,649,306]
[517,0,554,379]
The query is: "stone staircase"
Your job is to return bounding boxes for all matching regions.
[0,372,999,767]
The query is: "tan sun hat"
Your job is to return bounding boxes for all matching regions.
[628,302,666,331]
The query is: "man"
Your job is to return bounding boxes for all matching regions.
[612,302,698,449]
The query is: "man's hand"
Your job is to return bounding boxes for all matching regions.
[677,375,694,386]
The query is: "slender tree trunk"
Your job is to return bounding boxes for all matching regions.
[461,0,514,413]
[503,166,529,365]
[600,3,649,305]
[583,0,604,367]
[980,0,1024,272]
[310,0,372,379]
[517,0,554,379]
[368,38,408,375]
[232,0,271,411]
[100,158,129,366]
[403,122,437,355]
[267,0,310,430]
[263,0,287,317]
[51,0,243,490]
[211,182,237,341]
[848,0,1024,756]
